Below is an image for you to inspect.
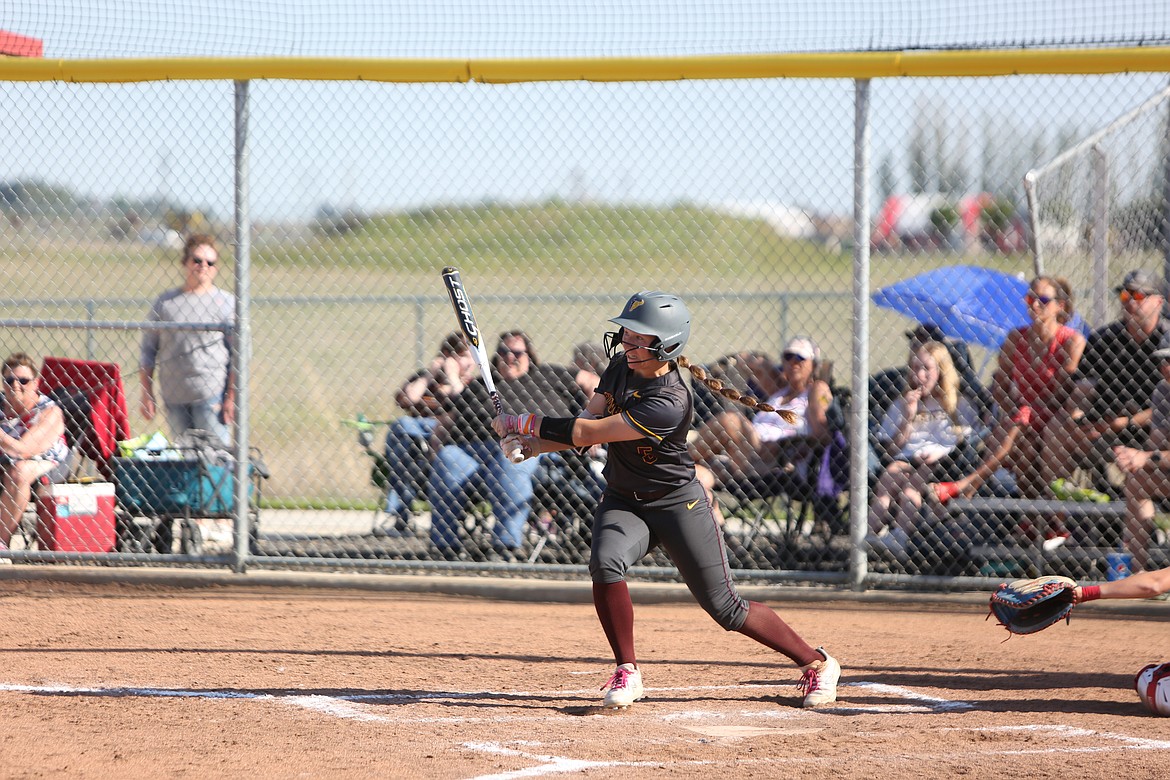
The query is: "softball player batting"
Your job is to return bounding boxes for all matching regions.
[493,291,841,709]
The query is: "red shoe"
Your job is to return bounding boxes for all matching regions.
[932,482,961,504]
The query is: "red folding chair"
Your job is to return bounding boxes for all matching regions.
[38,357,131,482]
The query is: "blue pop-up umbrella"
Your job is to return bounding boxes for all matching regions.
[872,265,1089,349]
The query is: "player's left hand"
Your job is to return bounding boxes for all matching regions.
[988,575,1077,635]
[493,413,539,438]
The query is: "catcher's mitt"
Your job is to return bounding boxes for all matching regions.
[988,575,1077,635]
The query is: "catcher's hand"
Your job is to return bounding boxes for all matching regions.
[988,575,1078,635]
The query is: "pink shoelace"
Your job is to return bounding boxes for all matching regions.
[602,667,633,693]
[798,666,821,696]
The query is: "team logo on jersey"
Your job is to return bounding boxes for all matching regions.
[637,445,657,465]
[604,392,622,417]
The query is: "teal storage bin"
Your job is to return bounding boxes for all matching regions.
[114,457,239,516]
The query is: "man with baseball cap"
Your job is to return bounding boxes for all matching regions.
[1108,328,1170,571]
[1041,268,1170,501]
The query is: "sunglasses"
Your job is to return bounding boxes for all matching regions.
[782,352,809,363]
[497,348,528,358]
[2,375,34,386]
[1119,289,1151,303]
[1025,292,1056,307]
[189,257,217,267]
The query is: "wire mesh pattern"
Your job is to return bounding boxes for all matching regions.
[3,6,1170,584]
[7,1,1170,58]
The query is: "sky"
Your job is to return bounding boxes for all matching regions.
[3,2,1170,222]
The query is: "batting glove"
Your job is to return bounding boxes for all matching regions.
[493,412,539,438]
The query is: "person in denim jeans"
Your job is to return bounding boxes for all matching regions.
[427,331,584,559]
[139,234,234,445]
[377,333,475,536]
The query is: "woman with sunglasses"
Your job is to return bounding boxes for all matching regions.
[748,337,834,481]
[492,294,840,711]
[932,277,1084,533]
[139,233,235,446]
[0,353,70,558]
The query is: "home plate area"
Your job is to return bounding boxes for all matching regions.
[7,676,1168,777]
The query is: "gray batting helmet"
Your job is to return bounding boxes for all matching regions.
[607,291,691,361]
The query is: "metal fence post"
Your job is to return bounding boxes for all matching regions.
[232,79,253,573]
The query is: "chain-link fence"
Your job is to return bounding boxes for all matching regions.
[4,5,1170,585]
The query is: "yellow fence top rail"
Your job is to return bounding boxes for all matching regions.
[4,47,1170,83]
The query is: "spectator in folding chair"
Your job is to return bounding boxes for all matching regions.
[730,338,833,493]
[691,351,782,488]
[1109,330,1170,572]
[571,341,609,399]
[867,340,981,558]
[931,276,1085,548]
[0,353,71,558]
[427,330,586,560]
[867,325,993,485]
[692,338,840,537]
[376,332,476,536]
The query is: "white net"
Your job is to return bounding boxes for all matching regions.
[1025,84,1170,327]
[6,1,1170,59]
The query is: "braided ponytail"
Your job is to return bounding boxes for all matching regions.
[676,355,798,423]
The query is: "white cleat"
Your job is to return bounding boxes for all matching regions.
[799,648,840,708]
[601,663,644,709]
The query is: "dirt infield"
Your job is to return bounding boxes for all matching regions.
[1,574,1168,779]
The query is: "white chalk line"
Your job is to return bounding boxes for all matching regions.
[460,723,1170,780]
[948,724,1170,751]
[463,742,681,780]
[0,679,967,721]
[841,681,976,712]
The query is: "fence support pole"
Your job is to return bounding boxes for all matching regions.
[850,79,872,591]
[1090,145,1110,327]
[232,80,253,574]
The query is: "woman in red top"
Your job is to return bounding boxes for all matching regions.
[933,276,1085,507]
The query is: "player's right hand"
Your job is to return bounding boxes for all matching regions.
[501,433,537,462]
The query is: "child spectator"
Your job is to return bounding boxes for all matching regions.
[867,340,980,556]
